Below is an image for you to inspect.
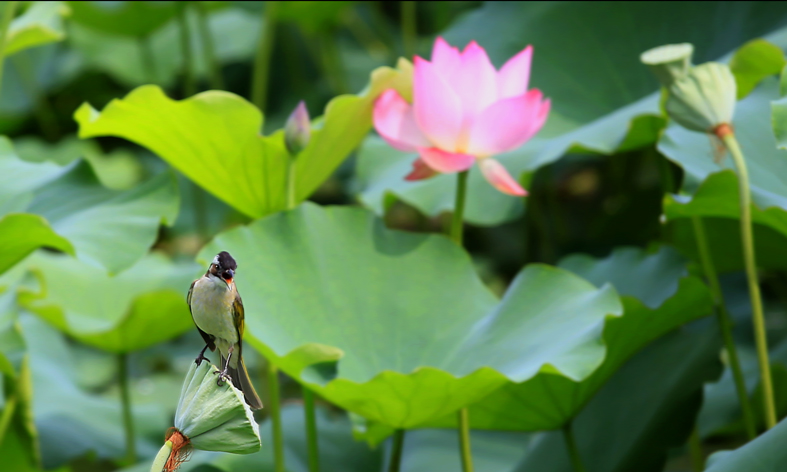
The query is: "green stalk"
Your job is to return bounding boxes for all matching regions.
[388,429,405,472]
[458,408,474,472]
[400,1,416,58]
[118,353,136,464]
[149,440,172,472]
[561,421,586,472]
[687,426,703,472]
[251,1,278,112]
[0,391,17,446]
[449,171,469,245]
[0,0,18,104]
[721,132,777,429]
[176,2,196,97]
[195,1,224,90]
[286,158,296,210]
[303,387,320,472]
[691,216,756,438]
[268,364,284,472]
[138,35,157,84]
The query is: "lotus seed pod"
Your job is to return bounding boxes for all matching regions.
[173,362,261,454]
[640,43,695,87]
[665,62,737,133]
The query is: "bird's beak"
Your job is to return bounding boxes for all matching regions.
[224,269,234,287]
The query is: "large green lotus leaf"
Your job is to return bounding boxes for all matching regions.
[18,314,165,468]
[424,246,712,431]
[0,214,73,275]
[199,203,622,429]
[5,1,70,56]
[75,60,412,218]
[356,2,787,225]
[66,1,176,38]
[17,251,199,353]
[397,429,529,472]
[705,414,787,470]
[512,323,722,472]
[0,137,179,274]
[66,6,260,88]
[729,39,786,99]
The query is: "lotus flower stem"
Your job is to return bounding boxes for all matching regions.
[286,159,296,209]
[691,216,756,438]
[138,35,158,84]
[458,407,474,472]
[195,1,224,90]
[0,391,17,447]
[720,129,777,429]
[149,440,173,472]
[0,1,18,104]
[687,426,703,472]
[388,429,405,472]
[561,421,586,472]
[252,1,279,112]
[118,353,137,464]
[400,1,416,59]
[303,388,320,472]
[176,3,196,97]
[268,364,285,472]
[449,171,469,245]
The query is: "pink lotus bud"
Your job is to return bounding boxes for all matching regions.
[373,37,550,196]
[285,101,311,156]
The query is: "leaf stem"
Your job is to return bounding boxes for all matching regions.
[687,425,704,472]
[458,408,474,472]
[138,35,157,84]
[0,0,18,104]
[149,440,172,472]
[286,157,296,210]
[195,1,224,90]
[176,2,196,97]
[450,171,469,245]
[400,1,416,59]
[721,131,777,429]
[388,429,405,472]
[252,1,278,112]
[303,387,320,472]
[0,391,17,446]
[691,215,756,438]
[268,363,285,472]
[561,421,586,472]
[118,353,136,464]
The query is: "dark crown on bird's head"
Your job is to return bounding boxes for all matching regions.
[216,251,237,271]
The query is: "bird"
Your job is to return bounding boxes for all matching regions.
[187,251,263,410]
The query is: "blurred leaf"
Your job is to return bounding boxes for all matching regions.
[0,356,40,472]
[729,39,786,99]
[66,1,177,38]
[426,246,712,431]
[19,315,166,468]
[76,59,412,218]
[0,214,73,276]
[5,1,70,56]
[705,415,787,470]
[200,203,622,429]
[0,137,179,273]
[18,251,199,353]
[277,1,352,34]
[512,323,722,472]
[397,429,529,472]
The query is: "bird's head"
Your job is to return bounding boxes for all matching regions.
[208,251,237,287]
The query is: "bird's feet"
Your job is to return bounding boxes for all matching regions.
[213,368,232,386]
[194,354,209,366]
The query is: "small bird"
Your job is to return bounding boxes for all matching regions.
[187,251,263,410]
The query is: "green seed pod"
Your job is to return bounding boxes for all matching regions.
[640,43,694,87]
[173,362,261,454]
[665,62,737,133]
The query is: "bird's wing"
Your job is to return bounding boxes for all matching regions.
[188,278,216,351]
[233,289,245,358]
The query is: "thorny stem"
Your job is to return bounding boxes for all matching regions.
[118,353,136,464]
[251,1,278,112]
[195,1,224,90]
[449,171,469,245]
[268,363,285,472]
[303,387,320,472]
[149,440,173,472]
[176,3,196,97]
[388,429,405,472]
[562,421,587,472]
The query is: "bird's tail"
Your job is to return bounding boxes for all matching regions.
[224,355,264,410]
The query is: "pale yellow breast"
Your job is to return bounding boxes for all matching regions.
[190,276,239,345]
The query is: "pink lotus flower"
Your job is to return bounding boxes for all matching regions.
[373,38,550,196]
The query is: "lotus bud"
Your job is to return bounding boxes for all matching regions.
[640,43,694,87]
[150,362,260,472]
[665,62,737,133]
[284,101,311,156]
